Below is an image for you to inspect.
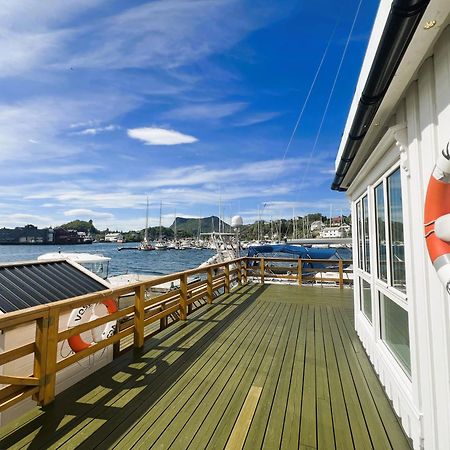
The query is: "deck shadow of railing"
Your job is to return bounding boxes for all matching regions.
[0,284,267,449]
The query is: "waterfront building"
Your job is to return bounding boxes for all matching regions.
[333,0,450,447]
[104,232,124,243]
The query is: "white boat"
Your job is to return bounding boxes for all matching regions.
[37,252,111,279]
[198,216,243,269]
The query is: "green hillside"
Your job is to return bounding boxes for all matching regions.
[170,216,230,235]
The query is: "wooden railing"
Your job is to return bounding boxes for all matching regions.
[0,256,352,414]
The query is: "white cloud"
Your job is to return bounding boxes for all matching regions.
[127,127,198,146]
[64,209,114,220]
[0,213,52,227]
[73,124,120,136]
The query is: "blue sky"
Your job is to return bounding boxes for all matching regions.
[0,0,378,231]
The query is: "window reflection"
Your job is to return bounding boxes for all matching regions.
[361,279,372,322]
[388,169,406,292]
[356,201,363,270]
[375,183,387,281]
[380,293,410,375]
[362,196,370,273]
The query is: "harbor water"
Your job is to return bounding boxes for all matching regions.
[0,243,215,277]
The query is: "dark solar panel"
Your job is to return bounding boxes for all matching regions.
[0,261,108,313]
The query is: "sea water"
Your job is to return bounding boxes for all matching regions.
[0,243,215,277]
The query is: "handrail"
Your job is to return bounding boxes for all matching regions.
[0,256,353,413]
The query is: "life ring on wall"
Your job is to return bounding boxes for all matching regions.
[424,142,450,294]
[67,298,118,352]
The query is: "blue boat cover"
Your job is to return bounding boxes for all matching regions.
[247,244,337,260]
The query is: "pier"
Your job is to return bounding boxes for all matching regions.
[0,258,410,448]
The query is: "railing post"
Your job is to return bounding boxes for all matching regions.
[180,273,188,320]
[160,303,168,330]
[297,258,303,286]
[224,263,230,293]
[134,285,145,348]
[237,260,242,285]
[243,258,248,284]
[260,257,265,284]
[42,307,59,406]
[33,311,49,404]
[207,267,213,304]
[338,260,344,289]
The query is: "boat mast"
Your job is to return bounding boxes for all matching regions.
[174,208,177,241]
[144,197,149,243]
[159,201,163,241]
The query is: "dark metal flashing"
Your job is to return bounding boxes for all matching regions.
[331,0,430,191]
[0,261,107,313]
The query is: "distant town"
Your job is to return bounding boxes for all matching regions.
[0,214,351,245]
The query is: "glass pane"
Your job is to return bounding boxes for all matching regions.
[356,201,363,270]
[362,196,370,273]
[361,279,372,322]
[380,293,411,375]
[387,169,406,292]
[375,183,387,281]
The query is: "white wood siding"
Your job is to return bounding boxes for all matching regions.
[349,25,450,450]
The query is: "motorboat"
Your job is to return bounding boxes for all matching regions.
[37,252,111,279]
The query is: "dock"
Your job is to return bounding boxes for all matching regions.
[0,282,411,449]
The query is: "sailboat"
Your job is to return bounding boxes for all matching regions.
[154,201,167,250]
[139,197,155,251]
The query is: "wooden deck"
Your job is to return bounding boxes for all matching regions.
[0,284,411,449]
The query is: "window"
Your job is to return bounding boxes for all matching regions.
[380,292,411,375]
[362,196,370,273]
[375,183,387,281]
[387,169,406,292]
[356,201,363,270]
[360,279,372,322]
[356,195,370,273]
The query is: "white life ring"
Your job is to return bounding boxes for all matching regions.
[67,298,118,352]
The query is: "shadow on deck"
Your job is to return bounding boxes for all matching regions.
[0,284,411,449]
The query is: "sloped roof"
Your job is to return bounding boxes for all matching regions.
[0,260,108,313]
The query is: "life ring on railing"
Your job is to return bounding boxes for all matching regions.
[67,298,118,353]
[424,142,450,294]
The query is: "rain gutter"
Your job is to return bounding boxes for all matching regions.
[331,0,430,191]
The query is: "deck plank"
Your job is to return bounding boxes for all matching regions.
[326,306,373,449]
[260,305,302,449]
[206,303,291,449]
[0,284,412,450]
[166,305,282,449]
[186,302,288,449]
[321,306,354,450]
[141,302,279,449]
[315,305,336,450]
[299,305,317,448]
[243,303,298,449]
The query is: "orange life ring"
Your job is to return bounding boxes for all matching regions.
[424,142,450,294]
[67,298,118,353]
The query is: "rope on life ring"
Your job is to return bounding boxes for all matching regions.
[67,298,118,353]
[424,142,450,294]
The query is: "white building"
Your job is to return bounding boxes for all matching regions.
[320,224,350,238]
[333,1,450,448]
[104,232,123,242]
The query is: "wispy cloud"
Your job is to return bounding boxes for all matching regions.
[64,208,114,220]
[164,102,247,121]
[25,164,102,175]
[127,127,198,146]
[234,111,281,127]
[72,124,120,136]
